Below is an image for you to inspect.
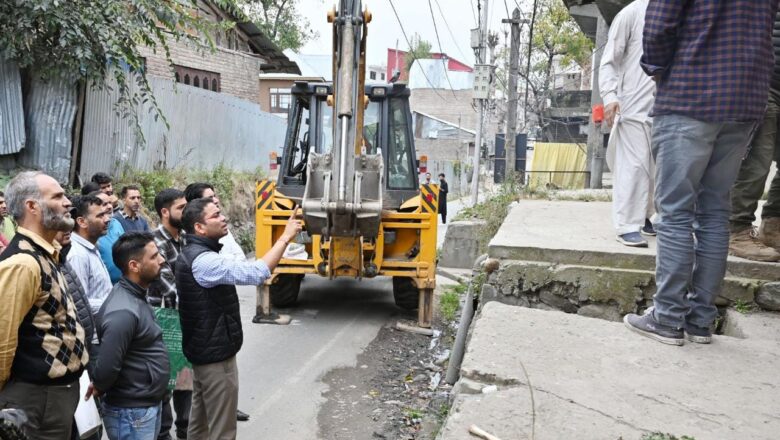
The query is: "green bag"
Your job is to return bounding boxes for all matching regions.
[153,307,192,390]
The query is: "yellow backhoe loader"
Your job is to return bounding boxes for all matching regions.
[253,0,439,327]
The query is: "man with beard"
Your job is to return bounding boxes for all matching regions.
[67,195,113,316]
[0,171,89,439]
[114,185,149,232]
[87,232,170,440]
[148,189,191,440]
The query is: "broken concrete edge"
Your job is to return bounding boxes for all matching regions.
[478,259,780,320]
[439,220,488,269]
[436,267,470,284]
[488,244,780,282]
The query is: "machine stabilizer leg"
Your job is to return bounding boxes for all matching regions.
[418,288,434,328]
[253,285,292,325]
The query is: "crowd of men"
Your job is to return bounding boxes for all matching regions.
[0,171,301,440]
[601,1,780,346]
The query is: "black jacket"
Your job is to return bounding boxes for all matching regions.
[175,235,243,365]
[93,277,170,407]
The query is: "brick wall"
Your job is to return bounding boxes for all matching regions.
[140,41,265,104]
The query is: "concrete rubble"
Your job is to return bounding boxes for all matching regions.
[437,302,780,440]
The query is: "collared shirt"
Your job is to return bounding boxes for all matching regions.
[599,0,654,120]
[192,251,271,289]
[642,0,779,122]
[67,233,113,316]
[0,228,62,388]
[148,225,182,308]
[98,218,124,283]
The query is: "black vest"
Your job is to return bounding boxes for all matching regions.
[0,232,88,384]
[175,235,243,365]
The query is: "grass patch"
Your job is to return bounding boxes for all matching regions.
[733,299,756,314]
[454,180,522,254]
[440,283,466,322]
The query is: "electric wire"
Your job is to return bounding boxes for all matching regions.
[388,0,445,98]
[427,0,458,98]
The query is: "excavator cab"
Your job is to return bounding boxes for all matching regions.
[254,0,438,328]
[277,82,419,209]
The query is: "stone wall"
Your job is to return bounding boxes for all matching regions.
[140,42,265,104]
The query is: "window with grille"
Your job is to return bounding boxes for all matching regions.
[174,65,221,92]
[270,88,292,113]
[370,71,376,80]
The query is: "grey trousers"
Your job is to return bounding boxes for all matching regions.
[188,357,238,440]
[651,114,755,328]
[730,88,780,229]
[0,378,79,440]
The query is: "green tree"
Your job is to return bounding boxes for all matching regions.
[0,0,232,127]
[518,0,593,131]
[405,34,433,74]
[239,0,317,51]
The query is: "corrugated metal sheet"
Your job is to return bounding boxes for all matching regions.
[80,76,287,181]
[18,76,78,183]
[0,58,26,155]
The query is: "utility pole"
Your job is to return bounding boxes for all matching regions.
[522,0,539,131]
[587,14,608,188]
[502,8,525,180]
[471,0,489,207]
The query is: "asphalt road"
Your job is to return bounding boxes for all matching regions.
[234,276,406,439]
[195,197,469,439]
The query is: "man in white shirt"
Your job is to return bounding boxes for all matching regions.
[67,194,113,315]
[599,0,656,247]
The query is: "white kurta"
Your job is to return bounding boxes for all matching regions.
[599,0,656,235]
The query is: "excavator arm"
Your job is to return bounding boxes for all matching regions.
[301,0,384,244]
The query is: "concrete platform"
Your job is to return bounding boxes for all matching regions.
[484,201,780,316]
[438,302,780,440]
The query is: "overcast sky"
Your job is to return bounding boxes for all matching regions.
[296,0,530,67]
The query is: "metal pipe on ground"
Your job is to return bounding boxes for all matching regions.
[445,283,475,384]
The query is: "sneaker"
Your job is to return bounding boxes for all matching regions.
[616,232,649,248]
[623,312,684,345]
[685,324,712,344]
[641,218,657,236]
[728,227,780,262]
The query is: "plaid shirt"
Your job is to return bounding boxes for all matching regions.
[642,0,779,122]
[148,225,182,308]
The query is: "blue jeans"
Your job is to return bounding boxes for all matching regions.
[103,402,162,440]
[651,114,755,328]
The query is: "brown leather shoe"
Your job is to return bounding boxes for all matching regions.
[729,227,780,262]
[758,217,780,250]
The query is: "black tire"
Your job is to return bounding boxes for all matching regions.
[270,275,303,308]
[392,277,419,310]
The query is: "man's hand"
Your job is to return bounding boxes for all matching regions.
[84,382,102,401]
[604,102,620,128]
[280,209,303,244]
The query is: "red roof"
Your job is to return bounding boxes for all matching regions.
[386,49,473,82]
